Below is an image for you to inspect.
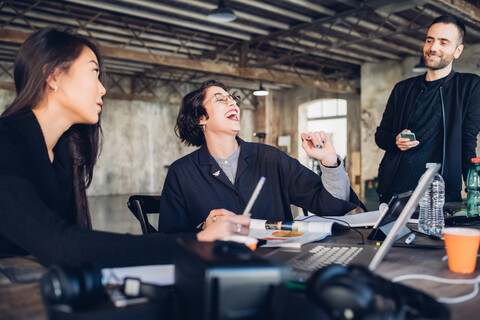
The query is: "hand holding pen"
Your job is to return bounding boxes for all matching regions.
[200,177,265,240]
[198,211,250,241]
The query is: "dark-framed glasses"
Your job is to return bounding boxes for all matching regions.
[213,92,241,104]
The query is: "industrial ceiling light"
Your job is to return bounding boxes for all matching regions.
[412,56,427,73]
[207,0,237,23]
[253,83,269,96]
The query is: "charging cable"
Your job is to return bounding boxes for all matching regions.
[391,273,480,304]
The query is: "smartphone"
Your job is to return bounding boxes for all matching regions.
[400,132,416,141]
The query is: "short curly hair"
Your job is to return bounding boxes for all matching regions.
[175,80,229,146]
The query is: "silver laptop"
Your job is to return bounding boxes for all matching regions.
[260,163,440,280]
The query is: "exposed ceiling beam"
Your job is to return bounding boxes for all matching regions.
[343,17,424,48]
[272,35,379,63]
[1,22,202,58]
[335,0,362,7]
[62,0,251,40]
[268,41,365,65]
[0,29,356,93]
[421,4,480,39]
[320,23,420,56]
[282,0,335,16]
[0,0,40,31]
[245,6,371,46]
[0,28,28,43]
[100,45,357,93]
[366,0,427,14]
[232,0,312,22]
[172,0,290,30]
[0,81,15,91]
[117,0,270,36]
[0,7,218,51]
[253,20,427,68]
[424,0,480,23]
[301,30,402,60]
[245,1,426,51]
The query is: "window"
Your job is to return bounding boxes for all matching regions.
[306,99,347,159]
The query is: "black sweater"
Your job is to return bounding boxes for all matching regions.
[159,137,361,233]
[0,110,193,267]
[375,71,480,201]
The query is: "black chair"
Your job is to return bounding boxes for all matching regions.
[127,195,161,234]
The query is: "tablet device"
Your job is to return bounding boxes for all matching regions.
[367,191,412,241]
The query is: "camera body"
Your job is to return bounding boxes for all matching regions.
[175,239,288,320]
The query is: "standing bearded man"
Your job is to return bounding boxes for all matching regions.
[375,15,480,204]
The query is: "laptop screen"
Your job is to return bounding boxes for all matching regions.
[368,163,441,271]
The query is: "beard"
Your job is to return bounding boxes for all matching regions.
[423,51,455,70]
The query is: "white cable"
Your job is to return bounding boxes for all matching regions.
[392,273,480,304]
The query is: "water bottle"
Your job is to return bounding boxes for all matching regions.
[418,163,445,235]
[467,158,480,217]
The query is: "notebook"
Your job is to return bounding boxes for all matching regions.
[260,163,441,281]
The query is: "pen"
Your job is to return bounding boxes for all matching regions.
[405,233,415,244]
[242,176,266,215]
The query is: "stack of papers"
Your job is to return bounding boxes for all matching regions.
[294,209,383,228]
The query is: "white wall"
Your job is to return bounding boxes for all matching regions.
[89,98,187,196]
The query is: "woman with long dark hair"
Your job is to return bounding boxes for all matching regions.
[0,28,249,267]
[158,80,362,233]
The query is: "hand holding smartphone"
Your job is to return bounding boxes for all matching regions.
[400,132,416,141]
[397,131,419,151]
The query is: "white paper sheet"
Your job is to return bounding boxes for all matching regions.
[295,204,388,227]
[102,264,174,286]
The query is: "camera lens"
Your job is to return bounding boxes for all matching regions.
[41,265,105,308]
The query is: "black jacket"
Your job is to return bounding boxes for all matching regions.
[0,110,193,267]
[375,71,480,201]
[158,138,361,233]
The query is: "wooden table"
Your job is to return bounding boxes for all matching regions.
[0,255,47,319]
[1,226,479,319]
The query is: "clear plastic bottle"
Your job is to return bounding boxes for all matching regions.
[467,158,480,217]
[418,163,445,235]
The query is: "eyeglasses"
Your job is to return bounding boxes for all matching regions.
[211,92,241,105]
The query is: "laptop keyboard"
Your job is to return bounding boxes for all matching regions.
[288,245,364,272]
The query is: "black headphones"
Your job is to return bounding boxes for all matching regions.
[41,265,173,320]
[306,264,449,320]
[41,265,105,309]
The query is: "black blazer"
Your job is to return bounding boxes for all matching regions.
[159,138,361,233]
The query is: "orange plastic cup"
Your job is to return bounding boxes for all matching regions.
[443,227,480,273]
[222,235,258,251]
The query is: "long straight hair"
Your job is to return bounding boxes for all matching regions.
[1,28,104,228]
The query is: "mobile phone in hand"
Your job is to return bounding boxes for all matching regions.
[400,132,416,141]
